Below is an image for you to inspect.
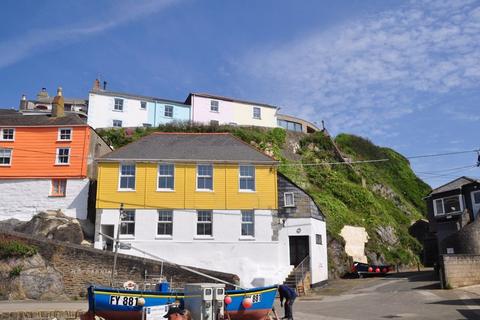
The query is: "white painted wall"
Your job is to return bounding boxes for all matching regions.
[0,178,90,221]
[95,209,293,288]
[278,218,328,286]
[191,96,278,128]
[88,93,149,129]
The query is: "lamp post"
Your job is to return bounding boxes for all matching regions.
[110,203,125,287]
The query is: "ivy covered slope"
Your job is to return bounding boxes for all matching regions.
[98,124,431,266]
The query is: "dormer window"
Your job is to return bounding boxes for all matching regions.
[211,100,219,112]
[0,128,15,141]
[58,128,72,141]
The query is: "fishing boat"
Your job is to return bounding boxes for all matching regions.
[85,283,278,320]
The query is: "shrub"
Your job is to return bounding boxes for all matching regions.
[0,239,37,259]
[9,265,23,277]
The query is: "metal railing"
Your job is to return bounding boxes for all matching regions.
[294,255,310,295]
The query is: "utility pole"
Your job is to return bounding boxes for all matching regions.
[110,203,125,287]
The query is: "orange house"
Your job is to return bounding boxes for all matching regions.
[0,99,111,221]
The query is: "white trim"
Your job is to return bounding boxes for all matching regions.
[196,163,214,191]
[284,192,295,207]
[0,148,13,166]
[239,164,256,192]
[157,163,175,191]
[0,128,15,141]
[433,194,464,216]
[55,147,71,165]
[118,163,136,191]
[157,209,173,236]
[57,127,73,141]
[113,98,124,112]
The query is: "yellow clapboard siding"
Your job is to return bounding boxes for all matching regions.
[96,162,278,210]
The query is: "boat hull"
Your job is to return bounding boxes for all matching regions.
[87,285,277,320]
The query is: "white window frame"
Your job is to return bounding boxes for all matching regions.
[253,107,261,119]
[210,100,219,112]
[164,105,173,117]
[197,164,213,191]
[239,165,255,192]
[57,128,72,141]
[0,128,15,141]
[433,195,464,216]
[241,210,255,238]
[55,147,70,165]
[114,98,124,111]
[112,120,123,128]
[157,210,173,236]
[196,210,213,237]
[118,163,136,191]
[0,148,12,166]
[284,192,295,207]
[50,179,67,197]
[120,210,135,236]
[157,163,175,191]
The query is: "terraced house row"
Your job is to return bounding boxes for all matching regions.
[20,79,321,133]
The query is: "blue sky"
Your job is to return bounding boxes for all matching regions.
[0,0,479,188]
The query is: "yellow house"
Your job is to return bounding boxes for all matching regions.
[94,133,282,287]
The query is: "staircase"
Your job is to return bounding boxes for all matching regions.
[283,256,310,296]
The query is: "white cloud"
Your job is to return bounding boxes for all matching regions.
[0,0,179,69]
[238,0,480,137]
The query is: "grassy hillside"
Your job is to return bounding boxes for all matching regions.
[99,124,431,267]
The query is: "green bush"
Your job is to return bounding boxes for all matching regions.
[0,239,37,259]
[9,265,23,277]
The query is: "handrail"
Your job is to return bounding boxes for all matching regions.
[293,255,310,294]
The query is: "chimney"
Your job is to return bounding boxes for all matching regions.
[52,87,65,118]
[19,94,28,110]
[37,87,49,99]
[93,78,101,91]
[103,81,107,90]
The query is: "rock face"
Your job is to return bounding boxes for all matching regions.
[14,211,85,244]
[376,225,398,246]
[0,253,66,300]
[340,225,369,263]
[327,236,353,279]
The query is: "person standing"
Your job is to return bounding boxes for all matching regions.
[278,284,297,320]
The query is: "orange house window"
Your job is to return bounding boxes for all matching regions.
[51,179,67,197]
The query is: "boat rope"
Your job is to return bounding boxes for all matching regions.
[98,232,244,289]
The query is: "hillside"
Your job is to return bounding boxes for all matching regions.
[98,124,431,275]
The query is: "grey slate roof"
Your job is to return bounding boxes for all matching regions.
[101,133,277,163]
[185,93,278,109]
[0,112,86,126]
[429,176,480,196]
[90,89,188,106]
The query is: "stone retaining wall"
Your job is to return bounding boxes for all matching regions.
[0,229,236,298]
[441,254,480,288]
[0,311,82,320]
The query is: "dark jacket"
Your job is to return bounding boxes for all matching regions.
[278,285,297,302]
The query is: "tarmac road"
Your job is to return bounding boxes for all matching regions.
[277,271,480,320]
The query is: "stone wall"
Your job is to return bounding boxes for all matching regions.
[441,254,480,288]
[0,229,236,298]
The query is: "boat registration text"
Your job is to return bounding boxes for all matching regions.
[110,295,139,306]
